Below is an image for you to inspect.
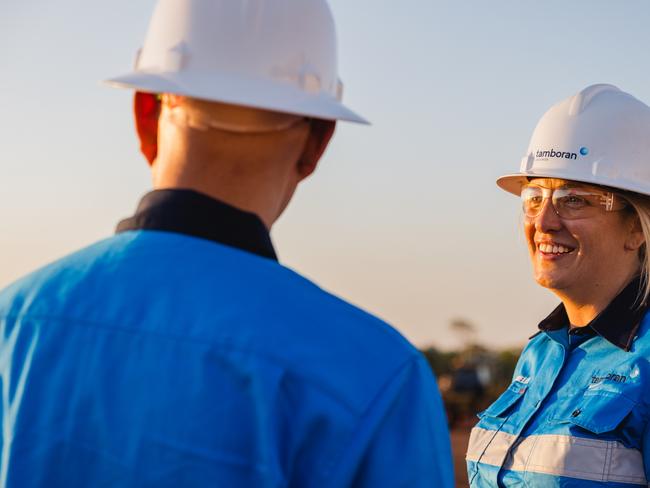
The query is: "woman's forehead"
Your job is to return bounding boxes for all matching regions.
[528,177,600,190]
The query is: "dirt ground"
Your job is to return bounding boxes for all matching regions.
[451,420,475,487]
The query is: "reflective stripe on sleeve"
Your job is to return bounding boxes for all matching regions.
[466,427,647,485]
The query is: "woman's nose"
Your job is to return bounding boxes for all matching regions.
[535,198,563,232]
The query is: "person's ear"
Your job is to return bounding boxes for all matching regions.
[625,215,646,251]
[134,92,161,166]
[296,119,336,180]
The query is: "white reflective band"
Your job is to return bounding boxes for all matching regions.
[467,427,647,485]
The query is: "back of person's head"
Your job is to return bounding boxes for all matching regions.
[156,94,311,167]
[105,0,368,226]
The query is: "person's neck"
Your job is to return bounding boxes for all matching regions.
[151,134,300,230]
[152,171,290,230]
[555,270,638,327]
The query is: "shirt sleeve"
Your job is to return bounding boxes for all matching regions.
[325,354,454,488]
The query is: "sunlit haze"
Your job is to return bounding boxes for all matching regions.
[3,0,650,349]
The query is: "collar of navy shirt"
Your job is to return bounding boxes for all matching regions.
[115,189,278,261]
[535,276,648,352]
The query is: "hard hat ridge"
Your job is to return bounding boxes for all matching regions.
[567,84,621,116]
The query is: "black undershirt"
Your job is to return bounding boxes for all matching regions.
[537,276,648,351]
[115,189,277,261]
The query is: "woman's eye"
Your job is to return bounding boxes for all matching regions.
[560,195,587,208]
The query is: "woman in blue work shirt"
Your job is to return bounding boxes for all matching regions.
[467,84,650,487]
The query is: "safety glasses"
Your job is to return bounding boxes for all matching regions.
[520,184,627,220]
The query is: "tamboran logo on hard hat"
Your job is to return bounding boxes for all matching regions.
[497,84,650,197]
[534,147,590,161]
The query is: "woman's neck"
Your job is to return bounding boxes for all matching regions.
[556,271,638,327]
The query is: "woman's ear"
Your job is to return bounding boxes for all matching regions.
[625,215,646,251]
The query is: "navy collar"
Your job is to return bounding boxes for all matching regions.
[116,189,277,261]
[538,276,647,351]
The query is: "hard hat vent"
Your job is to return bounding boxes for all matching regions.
[336,79,344,102]
[165,43,190,72]
[134,48,143,70]
[301,72,322,94]
[520,154,535,172]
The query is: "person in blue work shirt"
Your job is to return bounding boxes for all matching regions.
[467,84,650,487]
[0,0,453,487]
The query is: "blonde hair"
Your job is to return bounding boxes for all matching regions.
[622,193,650,305]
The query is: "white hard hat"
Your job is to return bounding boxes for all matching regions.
[105,0,368,124]
[497,84,650,196]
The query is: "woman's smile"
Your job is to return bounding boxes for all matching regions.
[535,241,576,257]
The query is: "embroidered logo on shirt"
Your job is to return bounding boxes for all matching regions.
[514,375,531,384]
[591,373,627,385]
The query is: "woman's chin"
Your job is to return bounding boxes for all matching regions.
[533,273,568,291]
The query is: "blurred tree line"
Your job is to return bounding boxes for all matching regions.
[420,318,522,428]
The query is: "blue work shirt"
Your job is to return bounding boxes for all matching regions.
[0,190,453,487]
[467,278,650,487]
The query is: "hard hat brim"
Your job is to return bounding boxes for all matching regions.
[104,71,369,125]
[497,171,650,198]
[496,174,530,196]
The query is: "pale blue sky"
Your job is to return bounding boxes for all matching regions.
[2,1,650,349]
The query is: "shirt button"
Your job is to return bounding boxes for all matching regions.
[571,409,582,418]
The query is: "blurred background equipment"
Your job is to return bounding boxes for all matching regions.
[421,318,522,487]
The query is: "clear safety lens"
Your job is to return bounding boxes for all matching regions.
[521,185,621,219]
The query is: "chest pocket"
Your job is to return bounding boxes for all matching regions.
[479,381,527,419]
[551,390,636,434]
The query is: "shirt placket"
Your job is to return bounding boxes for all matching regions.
[495,331,568,486]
